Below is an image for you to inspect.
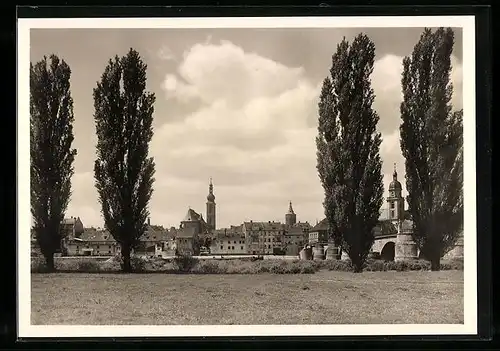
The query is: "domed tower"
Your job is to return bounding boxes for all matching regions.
[285,201,297,226]
[206,177,216,232]
[387,163,404,225]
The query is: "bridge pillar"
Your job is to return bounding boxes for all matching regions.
[395,221,418,261]
[325,243,340,260]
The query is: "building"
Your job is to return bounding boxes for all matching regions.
[172,208,208,255]
[66,228,119,256]
[209,225,246,255]
[206,177,216,232]
[136,219,170,257]
[175,226,199,256]
[242,220,286,255]
[308,218,329,245]
[31,216,85,256]
[283,225,308,256]
[61,217,85,238]
[281,202,311,255]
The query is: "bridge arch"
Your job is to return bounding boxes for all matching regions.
[380,241,395,261]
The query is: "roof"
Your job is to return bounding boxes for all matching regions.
[79,228,116,243]
[183,208,206,224]
[286,226,308,236]
[213,225,244,238]
[389,179,402,190]
[310,218,329,232]
[373,220,398,237]
[176,226,198,238]
[62,217,80,225]
[140,225,171,241]
[243,221,286,232]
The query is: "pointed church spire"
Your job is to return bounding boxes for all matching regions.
[207,177,215,202]
[288,201,294,214]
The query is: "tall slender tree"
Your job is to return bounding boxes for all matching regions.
[400,28,463,271]
[93,48,156,272]
[316,34,384,273]
[30,55,77,271]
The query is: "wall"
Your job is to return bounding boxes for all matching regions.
[308,230,328,245]
[176,237,195,255]
[66,241,119,256]
[210,236,247,255]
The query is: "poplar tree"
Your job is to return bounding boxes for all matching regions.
[93,48,156,272]
[316,34,384,273]
[400,28,463,271]
[30,55,77,271]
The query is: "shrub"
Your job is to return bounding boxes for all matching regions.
[173,255,199,273]
[440,258,464,270]
[296,261,317,274]
[321,259,353,272]
[130,255,147,272]
[364,259,387,272]
[195,260,227,274]
[76,260,101,272]
[31,258,50,273]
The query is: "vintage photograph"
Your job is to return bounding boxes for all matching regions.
[18,16,476,337]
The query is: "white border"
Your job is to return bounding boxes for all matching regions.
[17,15,477,338]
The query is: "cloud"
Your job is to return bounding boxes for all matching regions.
[162,40,306,108]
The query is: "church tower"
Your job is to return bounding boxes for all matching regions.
[285,201,297,226]
[387,163,405,225]
[206,177,216,232]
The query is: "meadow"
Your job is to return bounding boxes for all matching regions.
[31,269,463,325]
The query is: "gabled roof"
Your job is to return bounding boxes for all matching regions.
[183,208,206,224]
[140,225,171,241]
[79,228,116,243]
[310,218,329,232]
[176,226,198,238]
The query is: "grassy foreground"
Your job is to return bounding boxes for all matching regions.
[31,270,463,325]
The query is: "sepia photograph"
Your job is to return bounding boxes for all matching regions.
[17,15,476,337]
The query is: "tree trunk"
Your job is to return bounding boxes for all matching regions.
[351,254,364,273]
[122,244,132,273]
[430,254,441,271]
[45,253,55,272]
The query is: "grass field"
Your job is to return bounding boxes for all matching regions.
[31,270,463,325]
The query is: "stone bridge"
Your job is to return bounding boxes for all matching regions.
[372,234,397,261]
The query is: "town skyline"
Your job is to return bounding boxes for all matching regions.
[30,27,464,228]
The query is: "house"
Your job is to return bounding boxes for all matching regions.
[283,224,309,256]
[242,221,286,255]
[61,216,85,239]
[209,225,246,255]
[308,218,329,245]
[32,216,85,256]
[136,221,170,257]
[66,228,119,256]
[175,226,199,256]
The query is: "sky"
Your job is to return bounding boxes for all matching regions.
[29,27,463,229]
